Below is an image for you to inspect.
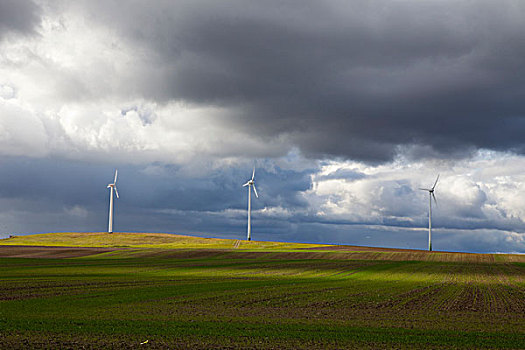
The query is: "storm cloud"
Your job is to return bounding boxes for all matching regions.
[0,0,40,39]
[62,0,525,161]
[1,1,525,253]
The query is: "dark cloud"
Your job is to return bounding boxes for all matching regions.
[0,156,316,235]
[71,0,525,162]
[0,156,523,253]
[0,0,40,39]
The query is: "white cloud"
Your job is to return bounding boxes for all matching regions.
[256,206,293,218]
[0,84,15,99]
[0,7,292,165]
[303,150,525,237]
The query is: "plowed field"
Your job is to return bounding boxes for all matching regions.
[0,235,523,349]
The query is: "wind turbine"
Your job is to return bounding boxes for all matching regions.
[420,175,439,251]
[242,167,258,241]
[107,169,119,233]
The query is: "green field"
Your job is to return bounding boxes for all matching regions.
[0,233,524,349]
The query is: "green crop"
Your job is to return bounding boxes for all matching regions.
[0,233,523,349]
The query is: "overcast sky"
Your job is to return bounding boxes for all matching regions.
[1,0,524,253]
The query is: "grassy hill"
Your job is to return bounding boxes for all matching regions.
[0,231,327,250]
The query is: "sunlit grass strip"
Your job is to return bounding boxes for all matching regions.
[0,232,328,250]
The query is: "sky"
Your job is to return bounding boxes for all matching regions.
[0,0,524,253]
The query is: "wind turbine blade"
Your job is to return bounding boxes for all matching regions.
[252,184,258,198]
[114,187,119,199]
[431,174,440,190]
[419,188,431,191]
[432,192,437,206]
[114,169,118,184]
[251,167,255,181]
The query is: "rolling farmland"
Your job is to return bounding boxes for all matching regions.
[0,233,524,349]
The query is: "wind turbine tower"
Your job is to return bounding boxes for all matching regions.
[107,169,119,233]
[243,167,259,241]
[420,175,439,251]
